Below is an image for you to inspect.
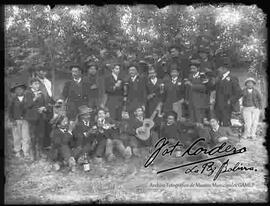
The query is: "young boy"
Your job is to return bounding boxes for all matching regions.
[72,105,97,162]
[25,78,47,160]
[50,115,76,172]
[8,81,31,159]
[241,77,263,139]
[105,111,133,161]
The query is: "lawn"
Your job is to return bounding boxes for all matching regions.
[4,68,268,203]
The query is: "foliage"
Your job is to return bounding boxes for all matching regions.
[5,4,266,76]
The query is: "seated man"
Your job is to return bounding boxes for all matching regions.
[207,117,239,148]
[105,111,133,161]
[93,108,117,162]
[72,105,97,162]
[50,115,76,172]
[127,106,159,156]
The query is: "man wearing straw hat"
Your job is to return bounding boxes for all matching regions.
[241,77,263,139]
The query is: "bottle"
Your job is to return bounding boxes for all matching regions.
[83,153,90,172]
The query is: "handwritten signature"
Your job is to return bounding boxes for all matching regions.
[144,137,257,180]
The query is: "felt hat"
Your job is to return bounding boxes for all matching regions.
[245,77,256,85]
[78,105,93,116]
[10,81,27,92]
[165,110,178,120]
[190,58,201,66]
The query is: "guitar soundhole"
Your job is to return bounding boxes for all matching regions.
[145,123,150,127]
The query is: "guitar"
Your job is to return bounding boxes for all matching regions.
[136,102,163,141]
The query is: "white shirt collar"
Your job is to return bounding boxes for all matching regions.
[17,96,24,102]
[112,73,118,81]
[83,120,90,127]
[131,75,137,82]
[74,78,82,84]
[212,125,219,132]
[222,71,230,80]
[247,88,253,93]
[193,72,200,78]
[150,77,157,85]
[40,77,52,97]
[172,77,178,83]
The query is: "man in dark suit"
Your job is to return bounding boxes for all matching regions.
[184,60,212,123]
[163,64,184,120]
[214,60,242,126]
[62,65,89,127]
[126,64,147,114]
[105,62,123,120]
[145,67,165,118]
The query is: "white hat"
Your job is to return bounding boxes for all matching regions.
[245,77,256,85]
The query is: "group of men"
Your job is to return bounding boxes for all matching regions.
[7,44,245,171]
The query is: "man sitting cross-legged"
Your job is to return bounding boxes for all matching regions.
[127,106,159,156]
[50,115,76,172]
[105,111,134,161]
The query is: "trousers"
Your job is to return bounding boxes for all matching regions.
[242,106,260,138]
[11,120,31,156]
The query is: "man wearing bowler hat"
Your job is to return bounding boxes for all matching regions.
[214,58,242,126]
[8,80,31,159]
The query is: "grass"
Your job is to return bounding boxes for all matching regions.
[4,122,268,203]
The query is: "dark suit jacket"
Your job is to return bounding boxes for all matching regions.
[72,120,96,147]
[186,73,210,109]
[215,74,242,112]
[163,76,184,112]
[207,126,239,147]
[127,75,147,112]
[145,78,165,117]
[24,90,46,121]
[8,95,27,121]
[51,128,74,147]
[62,79,89,119]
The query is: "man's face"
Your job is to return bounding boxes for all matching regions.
[122,111,130,120]
[97,110,106,120]
[190,65,198,74]
[31,81,40,91]
[148,69,156,79]
[167,115,176,125]
[246,81,255,89]
[135,108,144,118]
[210,119,219,129]
[38,70,47,78]
[129,66,138,77]
[60,117,69,128]
[81,113,91,122]
[71,67,81,79]
[112,65,120,75]
[199,52,207,60]
[88,66,97,75]
[170,48,179,57]
[217,67,226,77]
[170,69,179,78]
[15,87,25,96]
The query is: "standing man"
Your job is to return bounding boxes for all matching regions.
[145,67,165,118]
[163,64,184,120]
[105,62,123,120]
[126,64,147,114]
[83,63,103,111]
[214,59,242,126]
[184,59,211,123]
[36,67,54,149]
[62,65,89,129]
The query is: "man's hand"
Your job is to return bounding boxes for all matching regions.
[90,84,97,89]
[115,80,122,88]
[218,136,228,142]
[196,122,204,128]
[147,93,156,100]
[38,106,46,113]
